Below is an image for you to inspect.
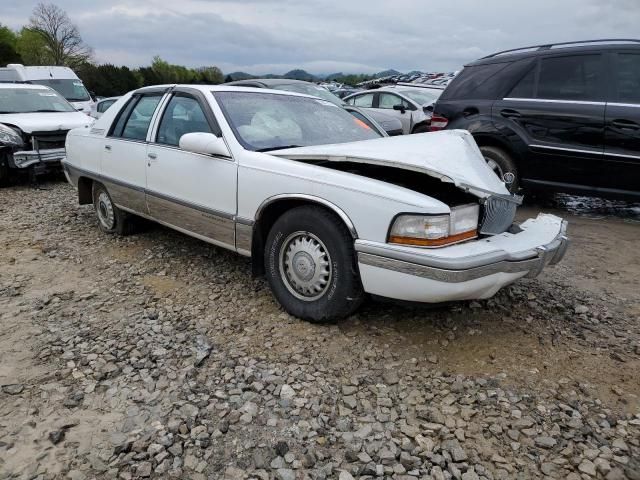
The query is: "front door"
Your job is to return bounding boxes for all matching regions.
[376,92,413,134]
[101,93,164,213]
[145,91,238,249]
[497,53,606,189]
[602,51,640,196]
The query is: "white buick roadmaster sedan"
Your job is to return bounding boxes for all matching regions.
[62,85,569,322]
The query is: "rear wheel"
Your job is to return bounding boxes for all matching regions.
[92,182,133,235]
[264,206,365,322]
[480,146,519,193]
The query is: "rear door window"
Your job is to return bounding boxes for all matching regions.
[614,53,640,104]
[537,54,604,101]
[111,94,162,141]
[351,93,374,108]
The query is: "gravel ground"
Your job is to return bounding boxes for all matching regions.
[1,181,639,480]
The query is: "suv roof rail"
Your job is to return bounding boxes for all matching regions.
[482,39,640,59]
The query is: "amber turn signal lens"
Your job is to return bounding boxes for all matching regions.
[389,229,477,247]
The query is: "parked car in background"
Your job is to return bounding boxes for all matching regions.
[0,83,92,185]
[333,87,361,99]
[225,79,403,136]
[431,39,640,200]
[63,84,568,322]
[0,64,95,114]
[344,85,442,134]
[90,96,120,119]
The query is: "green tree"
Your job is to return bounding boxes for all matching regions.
[197,66,224,84]
[15,27,52,65]
[0,24,22,65]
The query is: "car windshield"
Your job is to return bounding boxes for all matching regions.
[272,83,345,106]
[397,88,441,105]
[0,87,76,113]
[30,79,91,102]
[214,91,381,151]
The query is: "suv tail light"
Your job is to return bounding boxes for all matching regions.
[429,115,449,131]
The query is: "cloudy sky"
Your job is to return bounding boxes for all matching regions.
[3,0,640,75]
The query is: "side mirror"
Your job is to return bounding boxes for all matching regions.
[393,104,406,114]
[423,104,434,114]
[179,132,231,157]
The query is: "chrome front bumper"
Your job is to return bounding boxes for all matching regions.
[12,148,66,168]
[356,218,569,284]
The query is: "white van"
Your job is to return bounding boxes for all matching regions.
[0,64,95,113]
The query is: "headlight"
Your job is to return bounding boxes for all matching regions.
[0,124,23,147]
[389,204,479,247]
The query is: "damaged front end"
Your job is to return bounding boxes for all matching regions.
[0,123,68,173]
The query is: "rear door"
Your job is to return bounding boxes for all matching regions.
[603,51,640,196]
[101,92,165,213]
[496,53,606,188]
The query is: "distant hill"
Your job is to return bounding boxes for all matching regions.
[323,72,344,81]
[283,69,317,81]
[227,71,254,81]
[374,69,402,78]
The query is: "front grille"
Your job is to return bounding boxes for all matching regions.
[479,195,519,235]
[31,130,69,151]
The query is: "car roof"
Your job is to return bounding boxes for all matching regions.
[0,83,52,90]
[469,39,640,66]
[132,84,323,100]
[225,78,315,87]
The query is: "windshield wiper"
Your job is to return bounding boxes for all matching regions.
[30,109,64,113]
[67,98,88,102]
[256,145,302,152]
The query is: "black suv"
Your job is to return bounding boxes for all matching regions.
[432,39,640,200]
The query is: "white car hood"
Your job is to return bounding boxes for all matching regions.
[272,129,510,197]
[0,111,92,133]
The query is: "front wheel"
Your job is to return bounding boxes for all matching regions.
[480,146,519,194]
[264,206,365,322]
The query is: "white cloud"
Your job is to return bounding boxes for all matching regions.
[5,0,640,74]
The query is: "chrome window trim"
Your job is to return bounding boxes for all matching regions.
[503,97,606,106]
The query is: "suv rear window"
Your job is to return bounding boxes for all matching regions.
[439,62,510,100]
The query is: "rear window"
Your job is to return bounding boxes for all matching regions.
[439,62,510,100]
[615,53,640,103]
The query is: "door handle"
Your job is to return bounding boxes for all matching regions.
[611,119,639,130]
[147,153,157,159]
[500,109,521,119]
[104,145,111,151]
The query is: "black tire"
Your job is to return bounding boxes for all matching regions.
[264,206,365,322]
[479,146,519,194]
[92,182,133,235]
[412,124,430,134]
[0,153,11,187]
